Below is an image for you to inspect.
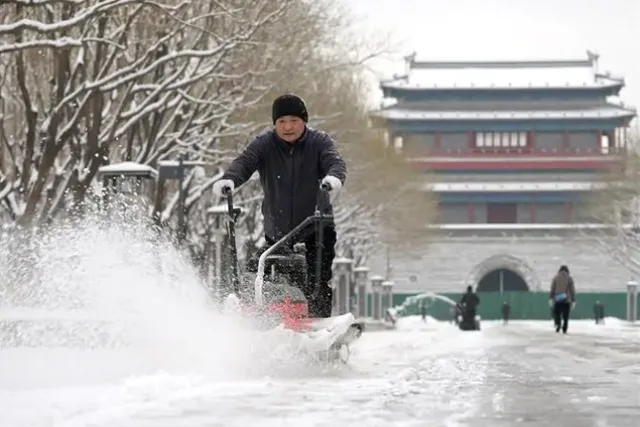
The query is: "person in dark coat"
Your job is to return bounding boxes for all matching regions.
[213,94,346,317]
[594,300,605,324]
[501,301,511,325]
[460,285,480,322]
[549,265,576,334]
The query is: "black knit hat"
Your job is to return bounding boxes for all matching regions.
[272,94,308,124]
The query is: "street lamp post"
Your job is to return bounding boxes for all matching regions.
[97,161,161,274]
[157,158,206,243]
[97,161,158,208]
[627,281,638,323]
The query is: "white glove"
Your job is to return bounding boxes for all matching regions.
[571,302,576,310]
[213,179,234,197]
[321,175,342,198]
[548,299,553,308]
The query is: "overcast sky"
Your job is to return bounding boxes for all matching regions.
[345,0,640,108]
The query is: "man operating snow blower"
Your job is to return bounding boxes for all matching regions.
[212,94,346,318]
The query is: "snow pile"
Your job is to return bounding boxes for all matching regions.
[394,315,452,331]
[598,316,624,327]
[569,317,630,335]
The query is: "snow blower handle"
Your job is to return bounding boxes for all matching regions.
[316,182,331,214]
[222,185,233,207]
[311,183,332,305]
[222,185,241,296]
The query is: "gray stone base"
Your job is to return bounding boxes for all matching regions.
[369,235,632,293]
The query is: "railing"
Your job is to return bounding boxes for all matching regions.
[407,147,626,156]
[332,260,395,323]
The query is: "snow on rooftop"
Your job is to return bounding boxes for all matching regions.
[425,223,625,230]
[207,204,244,214]
[157,159,207,167]
[206,205,229,214]
[97,162,158,178]
[423,182,606,192]
[386,55,622,90]
[374,106,635,121]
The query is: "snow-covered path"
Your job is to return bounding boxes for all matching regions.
[1,318,638,427]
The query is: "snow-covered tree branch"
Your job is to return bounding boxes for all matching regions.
[208,0,436,264]
[581,141,640,278]
[0,0,290,227]
[0,0,434,272]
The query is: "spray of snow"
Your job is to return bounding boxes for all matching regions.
[0,196,335,390]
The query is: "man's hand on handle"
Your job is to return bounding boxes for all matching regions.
[320,175,342,201]
[213,179,235,197]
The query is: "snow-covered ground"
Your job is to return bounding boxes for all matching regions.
[1,317,638,427]
[1,218,638,427]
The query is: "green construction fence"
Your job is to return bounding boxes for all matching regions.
[384,292,637,321]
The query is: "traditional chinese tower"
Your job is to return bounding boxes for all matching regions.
[371,52,636,293]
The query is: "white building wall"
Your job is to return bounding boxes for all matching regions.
[368,235,632,293]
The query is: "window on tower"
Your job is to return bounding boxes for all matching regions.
[487,203,517,223]
[475,132,527,150]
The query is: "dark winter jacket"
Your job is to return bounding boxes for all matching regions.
[502,303,510,317]
[221,127,346,240]
[461,291,480,311]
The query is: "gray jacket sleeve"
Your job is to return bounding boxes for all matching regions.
[319,133,347,184]
[221,137,264,188]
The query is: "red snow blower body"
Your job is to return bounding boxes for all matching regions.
[221,184,363,348]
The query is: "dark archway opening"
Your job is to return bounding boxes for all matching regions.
[477,268,529,292]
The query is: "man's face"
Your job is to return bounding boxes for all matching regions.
[275,116,305,142]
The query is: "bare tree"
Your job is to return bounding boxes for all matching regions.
[0,0,436,273]
[196,0,437,265]
[582,145,640,277]
[0,0,291,227]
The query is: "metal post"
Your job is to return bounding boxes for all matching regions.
[382,280,394,316]
[102,175,109,208]
[206,231,214,291]
[385,247,392,279]
[370,275,384,321]
[158,158,208,245]
[214,232,222,298]
[354,266,370,318]
[499,269,504,294]
[97,162,158,214]
[332,257,353,316]
[627,281,638,322]
[177,156,186,243]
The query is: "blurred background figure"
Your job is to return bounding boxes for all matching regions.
[501,301,511,325]
[594,300,605,324]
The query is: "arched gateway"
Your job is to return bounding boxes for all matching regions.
[465,254,540,292]
[477,268,528,292]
